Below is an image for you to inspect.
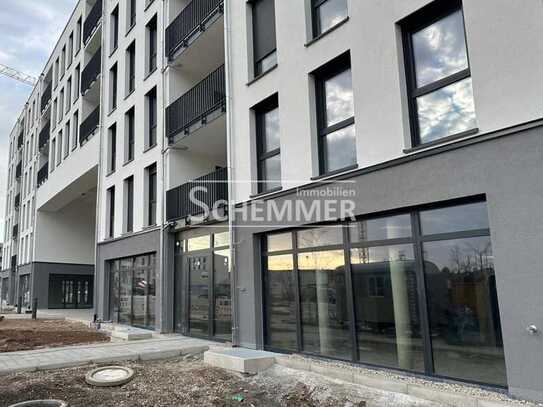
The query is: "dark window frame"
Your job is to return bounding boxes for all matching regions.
[125,175,134,233]
[111,5,119,52]
[110,63,118,112]
[147,163,157,226]
[401,0,473,147]
[255,94,280,193]
[261,196,505,388]
[126,107,135,162]
[108,124,117,173]
[129,0,137,30]
[127,41,136,94]
[147,15,157,74]
[107,186,115,238]
[311,0,348,38]
[250,0,277,77]
[146,87,157,148]
[314,52,355,175]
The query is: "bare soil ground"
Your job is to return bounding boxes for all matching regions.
[0,319,109,352]
[0,354,441,407]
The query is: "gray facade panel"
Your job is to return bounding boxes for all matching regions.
[233,127,543,401]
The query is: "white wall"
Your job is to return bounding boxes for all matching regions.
[227,0,543,204]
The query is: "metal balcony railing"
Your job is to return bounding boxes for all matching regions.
[166,167,228,221]
[79,105,100,145]
[38,122,50,150]
[166,0,224,60]
[41,81,52,112]
[15,162,22,179]
[81,47,101,95]
[83,0,102,44]
[37,163,49,187]
[166,64,225,142]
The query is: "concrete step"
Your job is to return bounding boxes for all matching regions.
[204,348,278,373]
[110,327,153,341]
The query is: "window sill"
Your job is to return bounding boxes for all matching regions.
[250,186,283,199]
[124,90,135,100]
[143,143,157,154]
[144,67,157,81]
[109,46,118,58]
[144,0,155,12]
[126,23,136,37]
[403,128,479,154]
[305,17,350,47]
[311,163,359,181]
[247,64,278,86]
[123,158,134,167]
[106,170,115,177]
[107,107,117,117]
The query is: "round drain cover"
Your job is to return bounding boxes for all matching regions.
[9,401,68,407]
[85,366,135,387]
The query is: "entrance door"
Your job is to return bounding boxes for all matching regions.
[187,253,212,337]
[48,275,94,309]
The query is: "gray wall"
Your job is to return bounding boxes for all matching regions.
[233,125,543,402]
[95,229,161,327]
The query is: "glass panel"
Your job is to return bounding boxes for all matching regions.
[324,68,354,127]
[267,232,292,252]
[262,106,280,152]
[187,235,211,252]
[132,256,148,328]
[416,77,476,144]
[256,50,277,76]
[265,254,297,350]
[261,155,281,191]
[316,0,348,35]
[297,227,343,249]
[349,214,412,243]
[298,250,351,359]
[119,258,133,325]
[110,260,120,320]
[423,237,506,386]
[412,10,469,88]
[48,276,65,309]
[147,254,156,329]
[323,123,356,173]
[351,245,424,371]
[214,232,230,248]
[213,249,231,340]
[189,254,210,336]
[420,201,489,235]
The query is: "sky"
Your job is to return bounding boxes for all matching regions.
[0,0,77,242]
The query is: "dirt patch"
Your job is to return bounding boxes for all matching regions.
[0,355,441,407]
[0,319,109,352]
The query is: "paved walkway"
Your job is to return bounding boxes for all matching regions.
[0,336,215,374]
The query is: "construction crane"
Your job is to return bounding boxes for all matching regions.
[0,64,38,87]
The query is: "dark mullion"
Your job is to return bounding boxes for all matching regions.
[292,231,303,352]
[411,212,435,375]
[209,252,215,339]
[320,116,355,136]
[342,224,358,362]
[349,236,414,249]
[258,147,280,161]
[412,68,470,98]
[419,228,490,243]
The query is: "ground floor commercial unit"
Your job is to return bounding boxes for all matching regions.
[0,262,94,311]
[93,122,543,402]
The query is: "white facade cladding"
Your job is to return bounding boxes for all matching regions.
[2,0,543,402]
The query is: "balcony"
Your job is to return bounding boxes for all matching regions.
[166,0,224,61]
[83,0,102,45]
[37,163,49,187]
[166,64,225,143]
[12,224,18,239]
[14,193,20,209]
[41,81,52,112]
[80,105,100,146]
[15,162,22,179]
[166,167,228,222]
[81,48,101,95]
[38,122,50,151]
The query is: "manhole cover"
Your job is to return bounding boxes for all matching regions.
[9,401,68,407]
[85,366,135,387]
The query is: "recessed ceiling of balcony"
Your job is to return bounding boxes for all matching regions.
[171,113,226,160]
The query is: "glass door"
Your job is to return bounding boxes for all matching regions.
[188,254,212,337]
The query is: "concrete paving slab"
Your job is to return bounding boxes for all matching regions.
[204,348,278,373]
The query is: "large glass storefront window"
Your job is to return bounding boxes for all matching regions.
[48,274,93,309]
[262,200,506,386]
[110,253,156,330]
[19,274,31,310]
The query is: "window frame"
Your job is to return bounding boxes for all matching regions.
[250,0,277,77]
[111,5,119,53]
[107,186,115,238]
[314,52,356,175]
[255,94,281,193]
[108,124,117,174]
[125,175,134,233]
[311,0,348,38]
[147,16,158,75]
[125,107,135,162]
[402,0,474,147]
[146,87,157,148]
[147,163,157,226]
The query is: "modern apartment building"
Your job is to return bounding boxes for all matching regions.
[2,0,543,402]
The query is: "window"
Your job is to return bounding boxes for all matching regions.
[60,46,66,78]
[146,87,157,148]
[57,131,63,165]
[66,77,72,111]
[108,124,117,173]
[126,41,136,94]
[72,111,79,149]
[68,32,74,66]
[107,186,115,238]
[314,52,356,174]
[146,163,157,226]
[311,0,348,37]
[76,17,82,53]
[128,0,137,29]
[124,176,134,233]
[251,0,277,76]
[54,58,59,88]
[73,64,80,102]
[402,0,476,146]
[58,88,64,122]
[52,99,57,130]
[146,16,157,74]
[50,138,56,171]
[125,107,135,162]
[255,94,281,192]
[110,64,118,112]
[110,5,119,52]
[64,121,70,158]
